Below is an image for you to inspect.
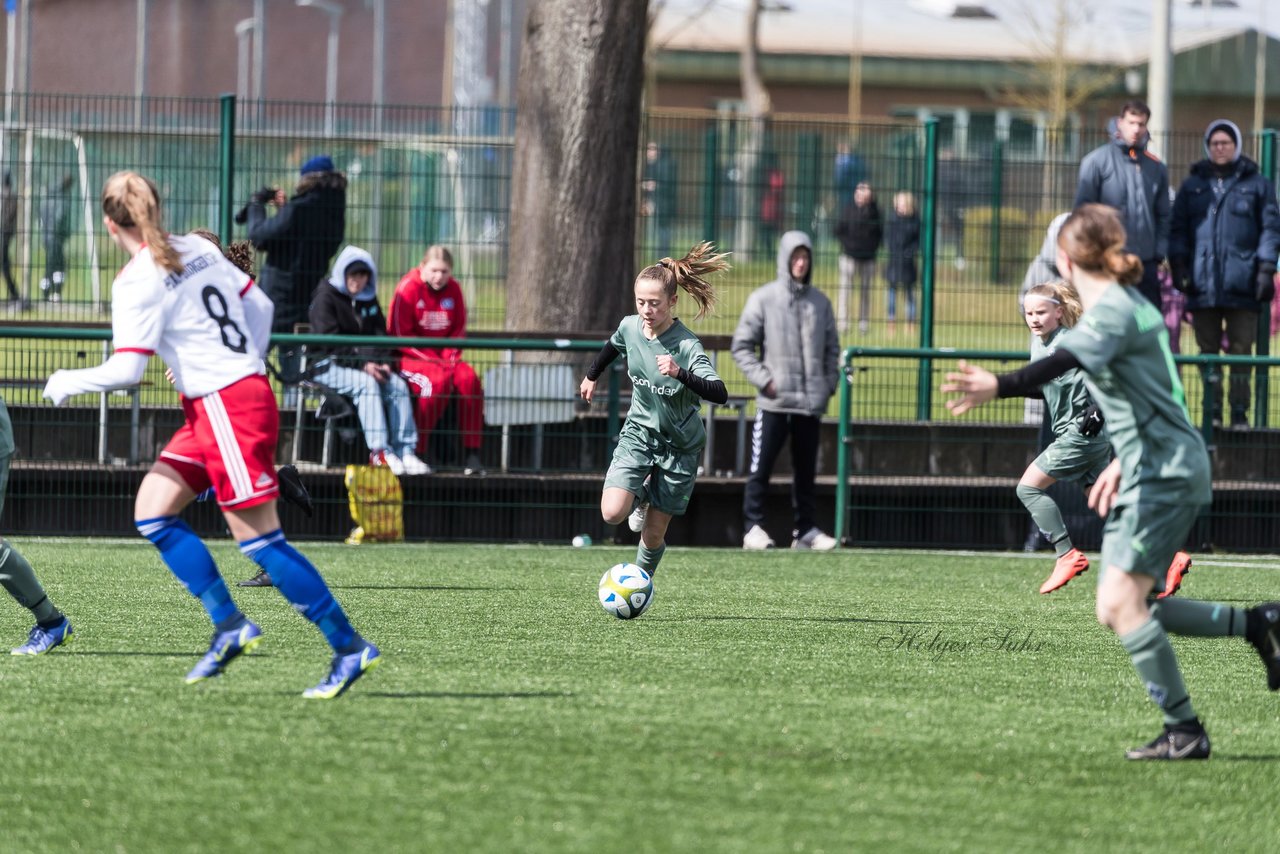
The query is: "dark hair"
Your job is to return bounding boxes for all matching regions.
[190,227,256,278]
[1058,204,1143,286]
[1119,100,1151,120]
[636,242,730,321]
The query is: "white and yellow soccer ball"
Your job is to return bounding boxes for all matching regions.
[597,563,653,620]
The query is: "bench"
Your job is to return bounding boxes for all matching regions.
[484,362,578,472]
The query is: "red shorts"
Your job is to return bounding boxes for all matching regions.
[160,373,279,510]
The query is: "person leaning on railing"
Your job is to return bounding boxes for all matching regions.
[1168,118,1280,429]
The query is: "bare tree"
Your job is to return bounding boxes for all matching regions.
[999,0,1121,201]
[505,0,649,334]
[733,0,773,262]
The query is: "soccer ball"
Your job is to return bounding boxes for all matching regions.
[597,563,653,620]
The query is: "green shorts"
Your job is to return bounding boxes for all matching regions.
[1099,501,1203,591]
[603,426,700,517]
[1033,433,1111,487]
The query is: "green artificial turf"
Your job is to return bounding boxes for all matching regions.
[2,541,1279,852]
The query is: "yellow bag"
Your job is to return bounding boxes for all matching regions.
[343,465,405,545]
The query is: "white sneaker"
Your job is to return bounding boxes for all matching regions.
[743,524,775,550]
[373,449,405,477]
[628,498,649,533]
[792,527,837,551]
[399,451,433,476]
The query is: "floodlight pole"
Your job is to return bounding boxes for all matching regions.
[235,18,255,102]
[1146,0,1172,156]
[297,0,343,137]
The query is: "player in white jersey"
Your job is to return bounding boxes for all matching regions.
[42,171,379,698]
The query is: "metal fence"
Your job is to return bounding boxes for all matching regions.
[834,347,1280,552]
[0,93,1275,351]
[9,326,1280,550]
[0,327,760,543]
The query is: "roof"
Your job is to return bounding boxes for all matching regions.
[652,0,1280,64]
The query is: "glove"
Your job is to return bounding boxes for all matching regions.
[1078,404,1105,437]
[1257,264,1277,302]
[1169,258,1192,294]
[42,370,75,406]
[276,464,315,517]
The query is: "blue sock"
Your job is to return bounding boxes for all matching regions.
[239,530,358,652]
[136,516,241,627]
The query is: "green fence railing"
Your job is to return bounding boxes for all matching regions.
[835,345,1280,550]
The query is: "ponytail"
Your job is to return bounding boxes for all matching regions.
[1058,203,1143,287]
[102,171,182,275]
[637,241,730,321]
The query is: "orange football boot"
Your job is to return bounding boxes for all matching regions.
[1040,548,1090,594]
[1156,551,1192,600]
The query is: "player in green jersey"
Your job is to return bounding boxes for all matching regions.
[943,204,1280,760]
[0,393,73,654]
[1016,279,1193,597]
[580,243,730,600]
[1016,280,1116,593]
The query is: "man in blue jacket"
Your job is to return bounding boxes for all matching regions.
[1075,101,1170,311]
[1170,118,1280,427]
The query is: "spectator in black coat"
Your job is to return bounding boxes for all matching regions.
[833,181,882,334]
[884,191,921,336]
[1,171,18,303]
[247,154,347,396]
[39,174,73,302]
[1169,118,1280,427]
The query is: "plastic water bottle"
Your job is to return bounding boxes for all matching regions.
[572,534,592,548]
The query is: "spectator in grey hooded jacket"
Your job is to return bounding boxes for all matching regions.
[1075,100,1170,311]
[1169,118,1280,427]
[732,230,840,551]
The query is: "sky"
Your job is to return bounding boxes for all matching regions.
[651,0,1278,62]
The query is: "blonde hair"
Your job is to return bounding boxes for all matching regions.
[102,171,182,275]
[420,244,454,269]
[893,191,915,216]
[190,228,256,279]
[636,241,730,321]
[1025,280,1083,328]
[1058,204,1144,286]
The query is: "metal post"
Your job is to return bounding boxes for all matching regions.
[703,125,719,247]
[324,13,338,135]
[253,0,265,122]
[989,138,1003,283]
[218,94,236,245]
[1255,129,1277,426]
[133,0,147,129]
[834,350,852,546]
[916,118,939,420]
[297,0,342,136]
[235,19,254,101]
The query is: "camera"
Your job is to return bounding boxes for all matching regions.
[233,186,278,225]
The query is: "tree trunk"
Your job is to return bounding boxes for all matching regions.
[505,0,649,336]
